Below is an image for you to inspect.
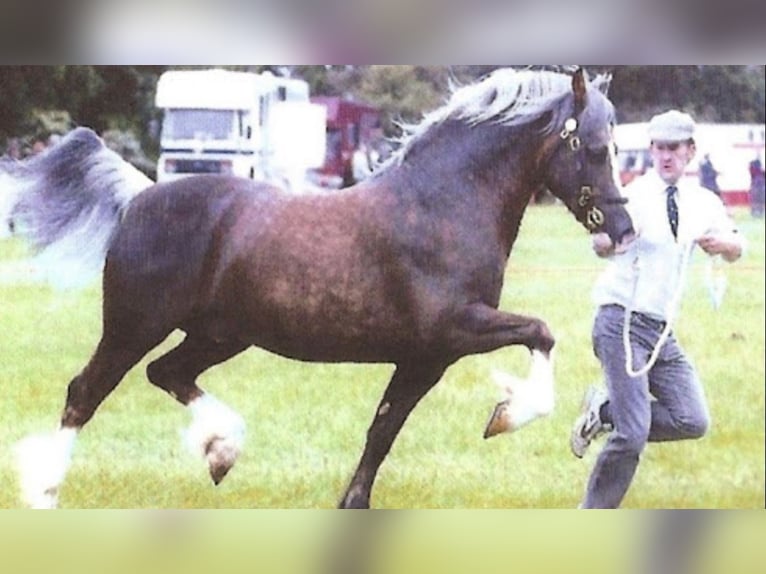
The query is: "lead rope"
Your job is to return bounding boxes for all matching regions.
[623,240,695,377]
[705,256,727,309]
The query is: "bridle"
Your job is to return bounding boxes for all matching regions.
[559,117,627,231]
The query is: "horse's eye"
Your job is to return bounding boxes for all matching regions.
[586,146,609,164]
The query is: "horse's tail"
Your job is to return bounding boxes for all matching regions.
[2,127,154,288]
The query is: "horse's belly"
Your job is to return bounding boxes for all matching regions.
[251,329,406,364]
[237,294,417,363]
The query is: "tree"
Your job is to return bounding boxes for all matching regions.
[350,66,445,136]
[607,66,765,123]
[0,66,165,145]
[0,66,59,142]
[2,66,763,160]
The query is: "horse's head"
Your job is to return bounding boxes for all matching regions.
[541,69,635,253]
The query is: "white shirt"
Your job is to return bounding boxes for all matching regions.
[352,147,378,182]
[592,170,745,320]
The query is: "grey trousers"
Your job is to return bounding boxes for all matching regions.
[581,305,711,509]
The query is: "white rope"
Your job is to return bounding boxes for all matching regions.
[705,256,728,310]
[623,241,695,378]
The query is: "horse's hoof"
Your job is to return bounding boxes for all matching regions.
[185,394,245,485]
[210,466,231,486]
[204,437,240,485]
[483,400,511,439]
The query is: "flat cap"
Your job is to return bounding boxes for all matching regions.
[648,110,696,142]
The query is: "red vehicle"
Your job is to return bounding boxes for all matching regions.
[310,97,381,188]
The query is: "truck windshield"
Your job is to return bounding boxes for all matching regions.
[162,109,237,141]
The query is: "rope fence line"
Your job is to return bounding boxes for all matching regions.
[2,261,765,287]
[510,264,765,274]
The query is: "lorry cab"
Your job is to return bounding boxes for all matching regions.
[155,69,325,186]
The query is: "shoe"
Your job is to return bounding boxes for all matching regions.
[570,385,612,458]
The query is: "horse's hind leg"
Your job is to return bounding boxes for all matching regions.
[146,334,249,485]
[339,361,447,509]
[15,337,151,509]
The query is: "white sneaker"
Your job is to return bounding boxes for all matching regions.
[570,385,612,458]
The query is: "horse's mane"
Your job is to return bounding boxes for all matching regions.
[384,68,610,169]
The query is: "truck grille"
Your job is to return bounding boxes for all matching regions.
[172,159,225,174]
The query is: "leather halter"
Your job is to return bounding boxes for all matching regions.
[559,117,625,231]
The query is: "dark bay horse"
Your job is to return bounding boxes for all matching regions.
[6,68,634,508]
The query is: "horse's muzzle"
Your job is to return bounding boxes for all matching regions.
[613,229,636,254]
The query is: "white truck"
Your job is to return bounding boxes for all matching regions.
[155,69,326,189]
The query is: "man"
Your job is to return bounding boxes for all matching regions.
[749,154,765,217]
[698,153,720,197]
[570,110,746,508]
[351,141,378,185]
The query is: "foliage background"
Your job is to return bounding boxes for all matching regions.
[1,65,764,167]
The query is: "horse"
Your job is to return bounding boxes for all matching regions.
[5,67,634,509]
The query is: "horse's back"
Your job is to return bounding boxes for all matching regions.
[102,176,405,355]
[110,175,272,268]
[103,176,277,331]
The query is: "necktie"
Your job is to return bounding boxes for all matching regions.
[666,185,679,239]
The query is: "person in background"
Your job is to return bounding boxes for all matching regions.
[30,138,47,155]
[569,110,746,509]
[351,140,379,185]
[749,154,765,217]
[698,153,720,197]
[4,138,23,160]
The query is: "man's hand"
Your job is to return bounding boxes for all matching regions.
[697,233,743,262]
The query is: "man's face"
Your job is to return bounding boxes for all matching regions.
[650,140,696,185]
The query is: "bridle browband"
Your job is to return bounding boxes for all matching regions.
[559,117,627,231]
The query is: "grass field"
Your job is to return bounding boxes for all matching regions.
[0,205,763,509]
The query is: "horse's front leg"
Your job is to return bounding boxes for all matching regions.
[339,362,447,509]
[447,303,556,438]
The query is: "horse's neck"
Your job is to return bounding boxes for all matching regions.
[439,121,541,253]
[387,122,540,256]
[400,119,539,193]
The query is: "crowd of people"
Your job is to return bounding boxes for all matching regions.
[2,134,61,160]
[696,151,764,216]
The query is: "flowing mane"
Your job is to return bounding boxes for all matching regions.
[387,68,611,168]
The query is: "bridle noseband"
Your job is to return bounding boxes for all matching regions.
[559,117,626,231]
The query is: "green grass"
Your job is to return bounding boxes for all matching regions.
[0,206,763,508]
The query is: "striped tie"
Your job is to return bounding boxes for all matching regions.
[666,185,679,239]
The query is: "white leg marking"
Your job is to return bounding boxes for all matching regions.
[492,350,555,433]
[14,427,77,509]
[185,394,246,484]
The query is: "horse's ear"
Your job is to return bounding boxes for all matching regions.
[572,67,587,114]
[597,73,612,96]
